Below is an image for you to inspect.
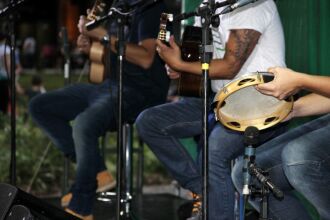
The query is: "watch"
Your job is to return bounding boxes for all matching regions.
[101,34,110,45]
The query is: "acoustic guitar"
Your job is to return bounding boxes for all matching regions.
[86,0,108,84]
[158,13,203,97]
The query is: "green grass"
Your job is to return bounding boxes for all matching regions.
[19,72,89,91]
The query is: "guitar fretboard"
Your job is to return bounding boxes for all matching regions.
[87,0,107,21]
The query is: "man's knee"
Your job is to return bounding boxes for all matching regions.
[135,108,159,138]
[281,140,311,186]
[28,94,45,119]
[282,140,308,167]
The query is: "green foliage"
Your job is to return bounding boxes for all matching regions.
[0,114,64,195]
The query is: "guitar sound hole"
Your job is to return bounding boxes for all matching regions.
[238,78,255,86]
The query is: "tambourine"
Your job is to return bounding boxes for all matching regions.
[213,72,293,132]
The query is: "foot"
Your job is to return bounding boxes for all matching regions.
[65,208,94,220]
[61,170,116,207]
[96,170,116,193]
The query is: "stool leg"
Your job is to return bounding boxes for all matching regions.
[123,123,133,199]
[119,123,133,219]
[136,137,144,193]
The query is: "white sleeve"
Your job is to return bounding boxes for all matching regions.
[221,0,275,34]
[194,16,202,27]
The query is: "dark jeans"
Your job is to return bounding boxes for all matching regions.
[136,97,287,220]
[29,80,148,215]
[232,114,330,220]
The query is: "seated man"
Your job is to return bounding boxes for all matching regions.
[136,0,288,219]
[232,67,330,219]
[29,0,170,219]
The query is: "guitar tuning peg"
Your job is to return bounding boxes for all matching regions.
[165,31,171,42]
[167,14,173,22]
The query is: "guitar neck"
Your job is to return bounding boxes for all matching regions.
[87,0,107,21]
[158,13,173,43]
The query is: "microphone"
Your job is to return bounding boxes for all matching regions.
[173,0,235,22]
[248,163,284,200]
[173,11,197,22]
[220,0,259,15]
[0,0,26,18]
[215,0,237,9]
[86,0,160,31]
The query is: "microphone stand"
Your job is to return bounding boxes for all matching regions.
[240,126,259,220]
[175,1,228,219]
[9,4,17,187]
[60,27,71,195]
[87,6,132,219]
[113,11,134,220]
[86,9,133,220]
[0,0,25,186]
[240,126,284,220]
[87,2,154,219]
[199,3,213,219]
[116,14,125,220]
[195,1,220,219]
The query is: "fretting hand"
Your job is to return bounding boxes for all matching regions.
[77,34,91,54]
[156,36,183,72]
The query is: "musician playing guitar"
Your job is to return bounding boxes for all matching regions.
[29,0,169,219]
[77,0,113,83]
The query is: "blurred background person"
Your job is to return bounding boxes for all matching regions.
[22,36,37,69]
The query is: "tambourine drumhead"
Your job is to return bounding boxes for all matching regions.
[213,72,293,132]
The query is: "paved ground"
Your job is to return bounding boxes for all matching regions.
[38,184,193,220]
[44,192,191,220]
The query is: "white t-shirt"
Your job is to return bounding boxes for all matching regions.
[195,0,286,92]
[0,42,10,79]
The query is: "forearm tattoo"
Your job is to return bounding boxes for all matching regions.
[227,29,261,66]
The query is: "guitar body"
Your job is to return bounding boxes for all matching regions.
[86,0,108,84]
[158,13,203,97]
[89,41,106,83]
[179,26,203,97]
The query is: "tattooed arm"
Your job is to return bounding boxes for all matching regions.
[156,29,261,80]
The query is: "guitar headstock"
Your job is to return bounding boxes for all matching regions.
[158,13,173,43]
[87,0,107,21]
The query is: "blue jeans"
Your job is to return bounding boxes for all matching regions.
[136,97,287,220]
[29,80,148,215]
[136,98,203,194]
[232,114,330,220]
